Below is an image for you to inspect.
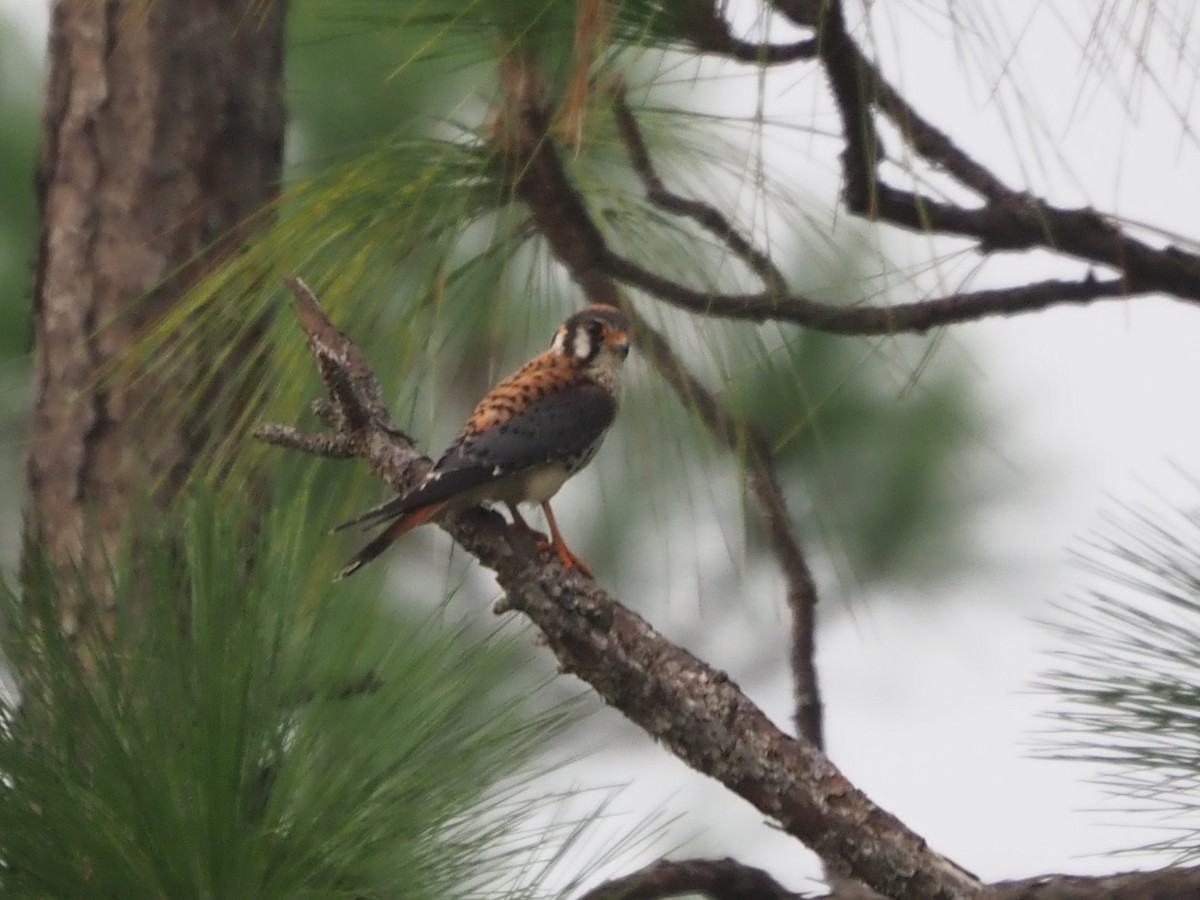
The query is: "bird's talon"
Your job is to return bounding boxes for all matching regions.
[510,521,550,545]
[521,530,591,576]
[555,545,593,577]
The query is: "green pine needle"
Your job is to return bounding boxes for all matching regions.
[1039,473,1200,862]
[0,487,608,899]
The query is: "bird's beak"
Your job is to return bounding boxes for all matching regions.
[610,331,630,358]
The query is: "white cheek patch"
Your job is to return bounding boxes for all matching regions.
[551,327,567,354]
[573,329,592,359]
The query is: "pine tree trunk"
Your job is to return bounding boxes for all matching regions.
[24,0,286,649]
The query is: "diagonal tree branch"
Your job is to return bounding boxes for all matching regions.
[576,857,808,900]
[258,275,984,900]
[580,857,1200,900]
[599,257,1134,334]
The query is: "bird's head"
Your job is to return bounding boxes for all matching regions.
[551,305,632,369]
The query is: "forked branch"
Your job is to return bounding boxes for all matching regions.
[804,0,1200,301]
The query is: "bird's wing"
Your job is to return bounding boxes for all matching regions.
[397,382,617,511]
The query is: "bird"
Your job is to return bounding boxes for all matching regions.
[334,304,631,581]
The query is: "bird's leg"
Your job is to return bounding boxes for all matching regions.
[540,501,592,576]
[506,503,548,543]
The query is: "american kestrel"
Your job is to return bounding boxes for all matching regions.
[335,304,631,580]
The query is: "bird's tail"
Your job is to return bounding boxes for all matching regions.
[331,495,411,533]
[333,500,447,581]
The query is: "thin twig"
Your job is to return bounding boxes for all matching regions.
[612,85,788,297]
[632,311,823,745]
[679,0,818,64]
[768,0,1010,202]
[251,423,356,458]
[811,0,881,216]
[600,257,1134,333]
[871,74,1013,203]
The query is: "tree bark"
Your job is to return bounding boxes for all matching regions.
[25,0,285,649]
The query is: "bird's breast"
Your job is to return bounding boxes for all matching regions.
[503,462,573,505]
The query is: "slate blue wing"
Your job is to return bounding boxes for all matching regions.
[396,383,617,511]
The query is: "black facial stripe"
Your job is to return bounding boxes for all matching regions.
[554,306,631,360]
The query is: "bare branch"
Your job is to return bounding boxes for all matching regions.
[602,252,1134,333]
[679,0,817,64]
[811,0,881,216]
[612,85,788,297]
[483,520,990,900]
[251,423,356,458]
[282,274,394,434]
[632,312,823,746]
[991,867,1200,900]
[807,3,1200,301]
[272,275,431,497]
[871,74,1013,203]
[577,857,808,900]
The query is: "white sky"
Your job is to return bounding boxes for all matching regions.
[0,0,44,45]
